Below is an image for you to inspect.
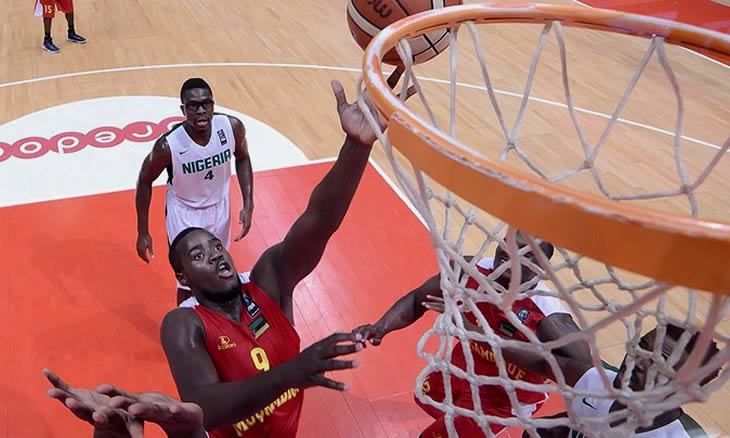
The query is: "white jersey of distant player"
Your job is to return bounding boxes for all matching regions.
[167,114,235,209]
[570,367,693,437]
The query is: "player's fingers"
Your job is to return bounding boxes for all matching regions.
[47,388,70,402]
[137,247,149,263]
[425,295,444,303]
[126,420,145,438]
[42,368,70,391]
[309,374,348,391]
[126,401,171,421]
[422,302,444,313]
[396,85,418,102]
[66,399,94,422]
[91,409,111,426]
[322,331,360,345]
[97,384,134,399]
[330,80,349,114]
[370,337,383,346]
[322,359,359,372]
[106,395,139,410]
[326,342,363,357]
[386,66,406,88]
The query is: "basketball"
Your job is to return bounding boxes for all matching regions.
[347,0,463,66]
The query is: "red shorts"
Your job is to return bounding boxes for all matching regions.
[35,0,73,18]
[415,371,544,438]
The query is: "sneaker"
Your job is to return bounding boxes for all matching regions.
[67,31,87,44]
[42,37,61,53]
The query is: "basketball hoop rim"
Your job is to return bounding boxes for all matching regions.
[361,3,730,295]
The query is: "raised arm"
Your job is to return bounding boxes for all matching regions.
[135,136,172,263]
[250,68,415,313]
[229,116,254,242]
[352,274,442,345]
[160,308,362,431]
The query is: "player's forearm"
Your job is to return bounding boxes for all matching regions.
[379,276,442,335]
[135,181,153,234]
[304,136,372,234]
[187,363,297,431]
[235,157,253,213]
[377,291,425,336]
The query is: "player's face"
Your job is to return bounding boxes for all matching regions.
[614,330,680,392]
[492,239,541,291]
[176,230,240,297]
[181,88,215,133]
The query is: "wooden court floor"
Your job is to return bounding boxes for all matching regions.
[2,0,730,436]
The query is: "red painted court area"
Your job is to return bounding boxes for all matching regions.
[0,161,453,438]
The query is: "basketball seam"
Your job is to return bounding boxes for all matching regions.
[413,30,447,57]
[348,0,381,37]
[391,0,411,16]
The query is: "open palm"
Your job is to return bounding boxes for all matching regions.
[43,369,142,438]
[331,66,416,147]
[99,385,205,438]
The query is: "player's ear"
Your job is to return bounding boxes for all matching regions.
[180,104,185,116]
[176,272,190,287]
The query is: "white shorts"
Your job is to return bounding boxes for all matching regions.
[165,190,231,289]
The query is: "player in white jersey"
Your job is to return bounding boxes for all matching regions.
[517,323,719,437]
[135,78,254,304]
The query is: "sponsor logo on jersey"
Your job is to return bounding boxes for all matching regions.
[217,335,237,350]
[217,128,227,145]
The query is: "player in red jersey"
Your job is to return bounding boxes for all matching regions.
[34,0,86,53]
[352,231,590,437]
[158,69,416,438]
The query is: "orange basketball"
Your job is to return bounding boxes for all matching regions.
[347,0,463,66]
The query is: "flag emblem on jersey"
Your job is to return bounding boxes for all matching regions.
[516,308,530,322]
[243,293,260,317]
[498,321,516,338]
[217,335,237,350]
[249,315,270,339]
[217,129,227,145]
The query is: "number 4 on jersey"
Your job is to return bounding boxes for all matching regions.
[204,170,214,180]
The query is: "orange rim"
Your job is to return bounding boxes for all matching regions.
[363,3,730,295]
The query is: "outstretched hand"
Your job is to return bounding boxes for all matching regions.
[288,331,364,391]
[98,385,205,438]
[330,66,416,147]
[43,369,142,438]
[351,323,386,346]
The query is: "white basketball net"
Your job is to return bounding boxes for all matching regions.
[357,14,730,438]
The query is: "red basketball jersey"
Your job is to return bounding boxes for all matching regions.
[450,257,566,406]
[192,278,303,438]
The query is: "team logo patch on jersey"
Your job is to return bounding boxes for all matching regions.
[516,308,530,322]
[217,129,227,145]
[217,335,237,350]
[249,315,270,339]
[242,293,260,317]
